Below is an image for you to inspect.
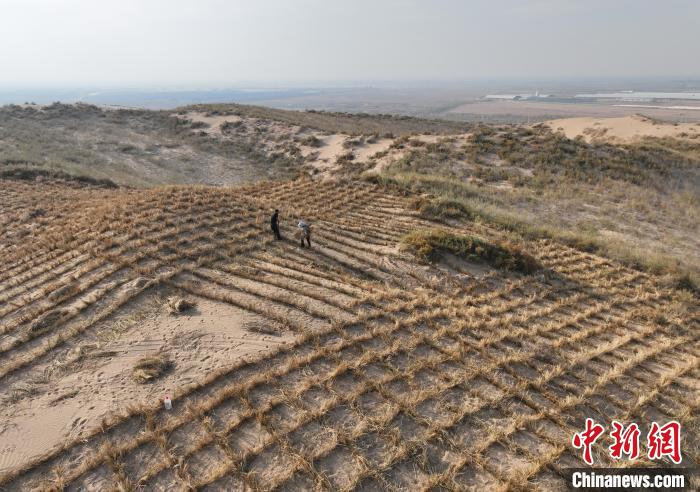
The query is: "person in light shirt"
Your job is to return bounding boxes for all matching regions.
[297,219,311,248]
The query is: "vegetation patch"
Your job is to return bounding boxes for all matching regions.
[0,167,118,188]
[402,228,540,274]
[336,151,355,163]
[370,162,700,293]
[185,103,471,135]
[0,103,301,187]
[411,196,478,221]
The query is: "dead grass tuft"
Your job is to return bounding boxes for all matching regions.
[166,296,196,314]
[244,320,280,335]
[29,309,70,334]
[131,355,173,384]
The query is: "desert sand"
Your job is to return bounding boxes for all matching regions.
[0,295,295,475]
[1,175,697,491]
[545,114,700,142]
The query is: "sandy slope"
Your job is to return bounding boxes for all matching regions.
[0,178,698,490]
[545,115,700,142]
[181,111,398,175]
[354,138,394,162]
[180,111,478,179]
[0,296,295,474]
[184,112,244,134]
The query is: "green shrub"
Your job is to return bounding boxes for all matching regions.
[413,197,478,221]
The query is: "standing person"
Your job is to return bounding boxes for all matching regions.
[297,219,311,248]
[270,209,282,240]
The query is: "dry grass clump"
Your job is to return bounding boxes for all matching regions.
[48,281,81,302]
[29,309,70,334]
[402,228,540,274]
[243,320,280,335]
[301,135,323,147]
[166,296,196,314]
[343,136,364,148]
[336,151,355,164]
[0,167,119,188]
[7,382,41,404]
[131,355,173,384]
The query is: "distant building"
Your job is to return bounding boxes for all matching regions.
[484,94,522,100]
[483,93,552,101]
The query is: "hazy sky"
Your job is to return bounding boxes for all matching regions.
[1,0,699,87]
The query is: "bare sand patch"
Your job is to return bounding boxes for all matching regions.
[354,138,394,162]
[413,134,442,144]
[545,115,700,142]
[0,296,296,475]
[181,112,244,134]
[303,135,395,175]
[365,134,471,175]
[312,134,347,169]
[366,149,408,174]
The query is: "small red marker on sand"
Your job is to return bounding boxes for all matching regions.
[164,395,172,410]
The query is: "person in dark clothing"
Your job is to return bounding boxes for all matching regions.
[270,209,282,240]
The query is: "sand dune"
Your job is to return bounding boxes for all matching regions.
[546,114,700,142]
